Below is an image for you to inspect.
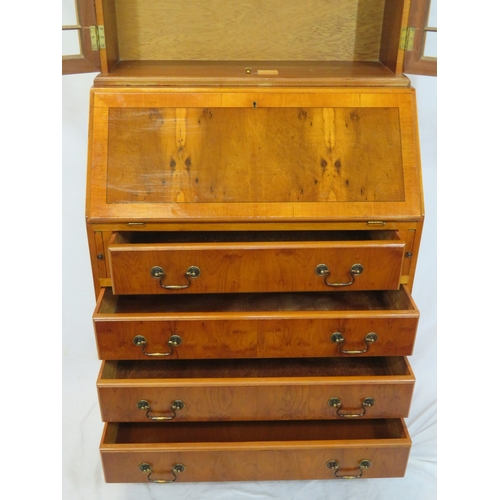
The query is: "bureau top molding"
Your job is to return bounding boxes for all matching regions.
[91,86,418,107]
[86,88,423,223]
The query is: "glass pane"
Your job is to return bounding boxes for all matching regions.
[62,0,78,25]
[427,0,437,28]
[424,32,437,58]
[62,29,81,56]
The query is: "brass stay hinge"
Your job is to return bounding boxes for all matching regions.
[400,27,415,51]
[90,25,106,50]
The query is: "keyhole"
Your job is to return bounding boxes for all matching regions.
[253,102,257,108]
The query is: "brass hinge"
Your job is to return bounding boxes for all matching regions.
[90,25,106,50]
[400,27,415,51]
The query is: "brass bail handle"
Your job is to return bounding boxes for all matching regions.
[330,332,378,354]
[315,263,364,287]
[133,334,182,357]
[328,397,375,418]
[326,459,372,479]
[139,463,186,483]
[151,265,201,290]
[137,399,185,420]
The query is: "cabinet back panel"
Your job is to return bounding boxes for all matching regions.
[112,0,386,62]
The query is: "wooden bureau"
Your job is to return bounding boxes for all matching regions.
[78,0,428,484]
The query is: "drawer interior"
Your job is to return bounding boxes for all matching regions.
[101,357,411,380]
[97,287,415,315]
[104,419,408,444]
[113,230,400,245]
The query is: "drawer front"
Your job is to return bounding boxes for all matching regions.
[93,287,419,359]
[100,420,411,482]
[97,358,415,422]
[108,233,405,294]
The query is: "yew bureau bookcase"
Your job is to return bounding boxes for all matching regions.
[66,0,433,484]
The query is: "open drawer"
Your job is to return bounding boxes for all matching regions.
[100,419,411,482]
[93,285,419,359]
[108,231,405,294]
[97,357,415,422]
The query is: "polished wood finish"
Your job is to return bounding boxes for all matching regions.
[85,86,424,484]
[93,286,419,360]
[107,231,405,294]
[87,220,422,297]
[97,357,414,422]
[80,0,427,484]
[86,87,423,223]
[93,61,411,88]
[106,106,404,205]
[100,419,411,482]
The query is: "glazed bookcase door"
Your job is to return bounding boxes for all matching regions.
[62,0,101,74]
[403,0,437,75]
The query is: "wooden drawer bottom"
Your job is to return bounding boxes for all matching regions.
[100,419,411,482]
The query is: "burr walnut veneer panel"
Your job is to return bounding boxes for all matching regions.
[86,88,423,223]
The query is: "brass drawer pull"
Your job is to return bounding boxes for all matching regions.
[326,459,372,479]
[139,463,185,483]
[328,397,375,418]
[330,332,378,354]
[315,263,363,287]
[133,334,182,357]
[150,265,201,289]
[137,399,185,420]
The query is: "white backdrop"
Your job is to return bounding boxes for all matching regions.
[62,72,437,500]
